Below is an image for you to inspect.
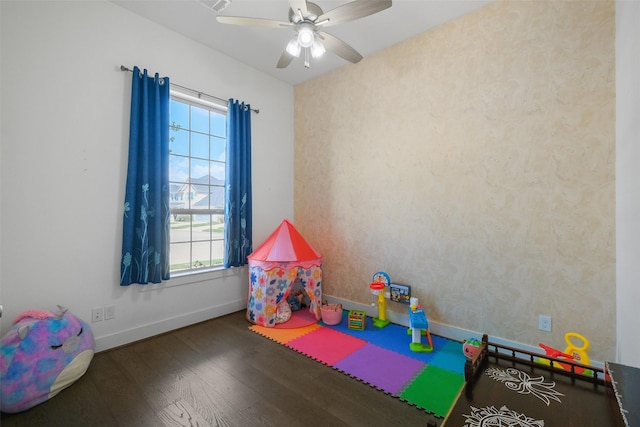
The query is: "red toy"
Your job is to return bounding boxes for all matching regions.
[538,332,592,375]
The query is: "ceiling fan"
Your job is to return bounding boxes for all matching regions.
[216,0,392,69]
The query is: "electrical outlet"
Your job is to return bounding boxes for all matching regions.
[92,307,104,323]
[104,305,116,320]
[538,315,552,332]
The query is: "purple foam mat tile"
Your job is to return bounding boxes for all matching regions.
[333,343,426,395]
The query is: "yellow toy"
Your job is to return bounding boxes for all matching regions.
[369,281,389,328]
[563,332,591,367]
[370,271,391,328]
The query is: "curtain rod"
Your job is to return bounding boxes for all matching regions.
[120,65,259,114]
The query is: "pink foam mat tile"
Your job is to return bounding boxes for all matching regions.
[286,327,367,366]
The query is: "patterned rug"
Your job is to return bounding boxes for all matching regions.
[249,310,466,418]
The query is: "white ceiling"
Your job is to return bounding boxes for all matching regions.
[111,0,491,86]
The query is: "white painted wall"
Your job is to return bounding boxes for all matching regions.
[616,0,640,368]
[0,0,294,351]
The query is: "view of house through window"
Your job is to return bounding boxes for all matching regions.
[169,95,226,273]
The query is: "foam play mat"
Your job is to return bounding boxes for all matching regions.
[249,310,466,418]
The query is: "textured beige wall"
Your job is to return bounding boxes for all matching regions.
[294,0,615,361]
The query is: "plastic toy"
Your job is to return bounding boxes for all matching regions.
[563,332,591,366]
[389,283,411,304]
[369,281,390,328]
[0,306,95,413]
[370,271,391,328]
[408,298,433,352]
[538,332,592,375]
[348,310,366,330]
[463,338,481,359]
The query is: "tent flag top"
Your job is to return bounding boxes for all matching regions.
[246,219,323,327]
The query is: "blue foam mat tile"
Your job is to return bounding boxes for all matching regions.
[428,339,466,375]
[323,311,462,365]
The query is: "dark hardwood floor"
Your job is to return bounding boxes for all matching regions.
[1,310,440,427]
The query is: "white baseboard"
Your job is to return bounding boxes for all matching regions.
[94,294,603,370]
[322,295,604,369]
[94,299,246,352]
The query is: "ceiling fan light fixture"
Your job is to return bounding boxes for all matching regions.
[286,38,301,57]
[216,0,393,70]
[297,23,315,48]
[310,40,325,58]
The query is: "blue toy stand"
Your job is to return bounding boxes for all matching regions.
[408,306,433,352]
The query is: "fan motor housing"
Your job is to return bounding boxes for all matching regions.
[289,2,323,23]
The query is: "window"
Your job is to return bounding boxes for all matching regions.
[169,95,226,273]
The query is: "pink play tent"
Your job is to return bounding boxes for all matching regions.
[246,219,322,327]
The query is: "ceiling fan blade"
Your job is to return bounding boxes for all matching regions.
[288,0,308,18]
[216,16,291,29]
[318,31,363,64]
[276,50,295,69]
[318,0,392,27]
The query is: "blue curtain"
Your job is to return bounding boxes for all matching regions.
[224,99,253,267]
[120,67,171,285]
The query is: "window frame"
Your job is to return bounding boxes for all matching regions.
[168,90,228,276]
